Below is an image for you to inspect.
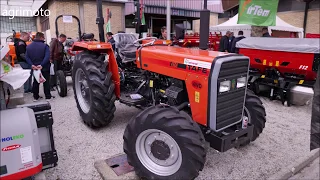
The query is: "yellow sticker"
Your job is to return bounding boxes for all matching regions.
[299,80,304,84]
[269,62,273,66]
[274,80,278,84]
[195,91,200,103]
[276,61,279,67]
[149,80,153,88]
[261,75,265,78]
[263,60,266,65]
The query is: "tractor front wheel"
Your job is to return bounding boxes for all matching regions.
[123,105,207,180]
[240,89,267,146]
[72,51,116,128]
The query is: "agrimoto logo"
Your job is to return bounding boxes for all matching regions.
[1,7,50,19]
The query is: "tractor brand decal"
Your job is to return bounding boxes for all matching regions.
[2,144,21,151]
[192,80,202,89]
[195,91,200,103]
[184,58,211,69]
[187,65,208,74]
[1,134,24,142]
[170,62,187,70]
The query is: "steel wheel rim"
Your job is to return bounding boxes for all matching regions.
[75,68,91,114]
[135,129,182,176]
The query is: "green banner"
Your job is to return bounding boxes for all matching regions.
[238,0,279,26]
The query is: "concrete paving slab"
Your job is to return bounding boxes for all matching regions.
[94,154,139,180]
[268,149,320,180]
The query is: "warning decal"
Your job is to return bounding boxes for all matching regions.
[20,146,33,164]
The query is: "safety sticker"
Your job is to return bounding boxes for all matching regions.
[184,58,211,69]
[195,91,200,103]
[20,146,32,164]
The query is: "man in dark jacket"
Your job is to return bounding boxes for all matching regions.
[106,32,116,51]
[14,32,32,93]
[262,27,271,37]
[219,31,231,52]
[25,32,53,101]
[49,34,66,91]
[310,65,320,151]
[230,31,246,53]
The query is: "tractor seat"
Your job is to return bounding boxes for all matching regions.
[82,33,94,41]
[113,33,139,63]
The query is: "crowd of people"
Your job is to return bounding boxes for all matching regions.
[219,27,270,53]
[15,32,66,101]
[15,31,117,102]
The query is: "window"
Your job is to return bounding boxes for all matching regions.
[0,17,37,33]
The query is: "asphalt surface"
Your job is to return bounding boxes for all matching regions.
[24,77,314,180]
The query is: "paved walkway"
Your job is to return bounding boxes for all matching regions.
[288,157,319,180]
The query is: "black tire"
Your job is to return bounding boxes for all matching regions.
[240,89,267,146]
[123,105,206,180]
[72,51,116,128]
[56,70,67,97]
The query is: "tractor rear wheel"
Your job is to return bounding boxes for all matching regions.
[56,70,67,97]
[123,105,206,180]
[240,89,266,146]
[72,51,116,128]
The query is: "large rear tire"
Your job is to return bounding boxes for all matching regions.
[240,89,266,146]
[123,105,206,180]
[72,51,116,128]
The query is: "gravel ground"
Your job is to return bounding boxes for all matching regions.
[24,77,313,180]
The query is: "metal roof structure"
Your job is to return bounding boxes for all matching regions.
[125,0,224,18]
[0,0,46,17]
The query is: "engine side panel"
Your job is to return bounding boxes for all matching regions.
[137,46,219,126]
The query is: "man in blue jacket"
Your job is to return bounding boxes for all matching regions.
[26,32,54,101]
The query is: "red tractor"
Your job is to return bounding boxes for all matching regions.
[70,1,267,179]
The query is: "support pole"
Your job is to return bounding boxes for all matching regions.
[96,0,105,42]
[166,0,171,40]
[199,0,210,50]
[135,0,141,38]
[303,1,310,37]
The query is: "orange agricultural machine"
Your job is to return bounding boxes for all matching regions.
[70,0,267,179]
[5,30,35,66]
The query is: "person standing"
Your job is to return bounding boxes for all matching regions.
[25,32,54,101]
[106,32,116,51]
[49,34,66,91]
[262,27,271,37]
[159,26,167,40]
[14,32,32,93]
[230,31,246,53]
[228,32,235,52]
[219,31,231,52]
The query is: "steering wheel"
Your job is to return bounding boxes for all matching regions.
[133,37,158,47]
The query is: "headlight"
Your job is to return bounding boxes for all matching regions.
[237,77,246,88]
[219,80,231,92]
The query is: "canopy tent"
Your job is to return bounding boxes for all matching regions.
[210,14,304,38]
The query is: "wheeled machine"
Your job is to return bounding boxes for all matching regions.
[69,1,267,179]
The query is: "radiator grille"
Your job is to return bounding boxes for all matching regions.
[215,59,249,130]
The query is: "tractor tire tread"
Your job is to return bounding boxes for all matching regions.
[123,105,206,180]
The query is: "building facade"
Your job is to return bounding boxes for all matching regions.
[124,0,223,37]
[38,0,126,43]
